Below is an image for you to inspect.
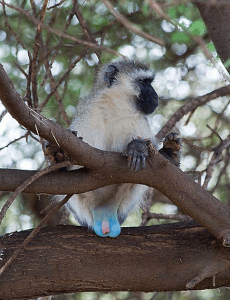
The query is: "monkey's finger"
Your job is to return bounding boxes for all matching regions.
[135,153,147,172]
[176,138,182,145]
[130,152,138,172]
[141,154,146,169]
[127,152,133,168]
[134,155,142,172]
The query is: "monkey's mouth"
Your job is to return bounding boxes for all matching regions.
[136,94,158,115]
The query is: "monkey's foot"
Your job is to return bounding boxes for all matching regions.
[159,132,182,167]
[126,138,151,172]
[44,141,69,165]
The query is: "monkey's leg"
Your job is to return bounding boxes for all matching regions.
[126,138,151,171]
[44,142,67,164]
[159,132,182,167]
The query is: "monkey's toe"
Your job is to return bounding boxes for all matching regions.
[159,132,182,167]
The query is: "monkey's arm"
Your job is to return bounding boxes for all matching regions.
[159,132,182,167]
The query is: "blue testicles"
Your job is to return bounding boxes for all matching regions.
[92,209,121,237]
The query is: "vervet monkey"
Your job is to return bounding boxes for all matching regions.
[49,59,181,237]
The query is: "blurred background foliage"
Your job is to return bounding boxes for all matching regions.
[0,0,230,299]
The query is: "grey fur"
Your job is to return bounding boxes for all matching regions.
[57,59,158,236]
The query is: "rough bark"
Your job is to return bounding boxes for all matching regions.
[197,2,230,72]
[0,223,230,300]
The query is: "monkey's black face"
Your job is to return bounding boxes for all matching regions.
[136,78,158,115]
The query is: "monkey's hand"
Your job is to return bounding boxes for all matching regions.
[126,138,151,172]
[159,132,182,167]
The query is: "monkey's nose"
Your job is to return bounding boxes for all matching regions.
[102,220,110,235]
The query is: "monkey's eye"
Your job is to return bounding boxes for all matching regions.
[139,79,144,84]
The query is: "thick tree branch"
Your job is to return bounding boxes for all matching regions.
[197,2,230,72]
[1,63,230,245]
[1,223,230,299]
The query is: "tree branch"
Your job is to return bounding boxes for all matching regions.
[1,223,230,299]
[197,2,230,73]
[102,0,164,46]
[0,1,122,57]
[156,85,230,140]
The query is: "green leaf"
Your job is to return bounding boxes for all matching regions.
[168,7,178,19]
[189,19,206,36]
[224,58,230,69]
[142,3,149,16]
[207,42,216,52]
[171,31,190,44]
[177,4,185,14]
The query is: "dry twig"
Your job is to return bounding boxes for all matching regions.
[0,1,122,57]
[102,0,164,46]
[203,135,230,189]
[0,131,30,151]
[31,0,49,108]
[157,85,230,140]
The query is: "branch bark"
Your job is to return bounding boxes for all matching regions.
[1,223,230,299]
[1,63,230,245]
[197,2,230,72]
[156,85,230,140]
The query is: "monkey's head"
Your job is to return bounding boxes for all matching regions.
[95,59,158,116]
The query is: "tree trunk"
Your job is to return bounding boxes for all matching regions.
[197,2,230,72]
[1,222,230,300]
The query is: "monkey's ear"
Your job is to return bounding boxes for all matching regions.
[104,65,118,87]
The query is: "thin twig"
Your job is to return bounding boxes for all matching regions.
[2,1,27,50]
[48,0,66,10]
[0,1,122,57]
[0,109,7,122]
[157,85,230,140]
[210,148,230,193]
[41,4,74,88]
[39,48,88,108]
[141,211,191,226]
[203,135,230,189]
[145,0,230,83]
[14,62,28,79]
[102,0,164,46]
[72,0,101,61]
[31,0,49,108]
[206,124,222,141]
[149,293,159,300]
[39,39,71,126]
[0,131,30,151]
